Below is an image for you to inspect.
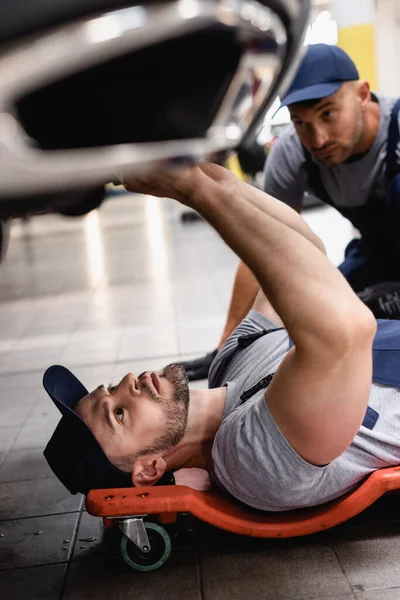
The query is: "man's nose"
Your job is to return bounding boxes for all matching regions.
[122,372,141,396]
[310,125,329,150]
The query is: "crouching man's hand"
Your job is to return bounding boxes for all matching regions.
[173,468,211,491]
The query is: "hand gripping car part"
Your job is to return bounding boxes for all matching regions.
[0,0,309,212]
[86,465,400,571]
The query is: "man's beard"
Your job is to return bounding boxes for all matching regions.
[138,363,190,458]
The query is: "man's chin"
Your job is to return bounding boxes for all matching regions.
[163,363,185,380]
[317,153,345,167]
[322,146,355,166]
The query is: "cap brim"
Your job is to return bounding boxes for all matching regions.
[43,365,89,414]
[277,81,344,113]
[43,365,132,495]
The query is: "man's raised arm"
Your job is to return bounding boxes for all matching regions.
[124,163,377,465]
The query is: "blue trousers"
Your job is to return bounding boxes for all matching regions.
[339,175,400,292]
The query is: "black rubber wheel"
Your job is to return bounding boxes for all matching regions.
[180,210,202,223]
[120,522,171,572]
[57,186,106,217]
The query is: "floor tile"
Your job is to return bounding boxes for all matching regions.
[112,356,181,381]
[0,512,79,569]
[71,511,122,562]
[0,348,65,374]
[0,563,67,600]
[60,348,119,365]
[177,323,223,354]
[63,552,200,600]
[0,400,34,428]
[0,448,54,483]
[0,427,20,453]
[0,371,43,390]
[354,589,400,600]
[11,419,61,451]
[0,477,82,520]
[332,526,400,591]
[0,386,39,407]
[200,540,352,600]
[26,400,62,425]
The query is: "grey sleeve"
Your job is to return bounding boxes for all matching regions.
[212,395,328,511]
[263,130,308,210]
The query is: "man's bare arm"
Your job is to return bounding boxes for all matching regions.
[199,163,324,254]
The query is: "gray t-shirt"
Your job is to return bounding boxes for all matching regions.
[210,310,400,512]
[263,94,397,210]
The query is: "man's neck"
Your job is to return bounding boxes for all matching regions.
[350,98,381,157]
[163,386,227,471]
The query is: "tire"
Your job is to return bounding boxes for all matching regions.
[180,210,202,223]
[57,186,106,217]
[120,522,171,572]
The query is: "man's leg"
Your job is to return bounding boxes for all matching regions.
[179,259,259,381]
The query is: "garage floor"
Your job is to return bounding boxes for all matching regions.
[1,190,399,600]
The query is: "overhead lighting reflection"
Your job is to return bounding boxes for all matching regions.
[85,7,147,44]
[84,210,106,289]
[177,0,202,20]
[144,196,171,287]
[84,209,114,326]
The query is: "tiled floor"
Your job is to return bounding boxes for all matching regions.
[0,190,399,599]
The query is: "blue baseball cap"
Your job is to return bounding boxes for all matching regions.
[279,43,359,109]
[43,365,132,495]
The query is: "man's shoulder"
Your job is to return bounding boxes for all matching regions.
[271,125,303,157]
[374,92,397,111]
[265,125,305,180]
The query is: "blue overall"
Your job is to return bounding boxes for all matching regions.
[303,99,400,292]
[211,319,400,431]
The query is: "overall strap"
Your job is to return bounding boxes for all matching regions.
[386,98,400,182]
[240,373,274,403]
[209,327,283,389]
[302,146,335,207]
[236,329,283,404]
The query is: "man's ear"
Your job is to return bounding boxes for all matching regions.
[131,457,167,487]
[357,80,371,109]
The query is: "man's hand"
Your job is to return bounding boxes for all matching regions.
[121,163,204,207]
[173,468,211,491]
[121,161,242,207]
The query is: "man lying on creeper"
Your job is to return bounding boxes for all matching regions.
[43,162,400,512]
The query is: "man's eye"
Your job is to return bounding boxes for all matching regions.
[108,384,116,394]
[115,407,124,422]
[322,110,333,119]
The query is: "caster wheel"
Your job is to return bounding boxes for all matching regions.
[120,522,171,572]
